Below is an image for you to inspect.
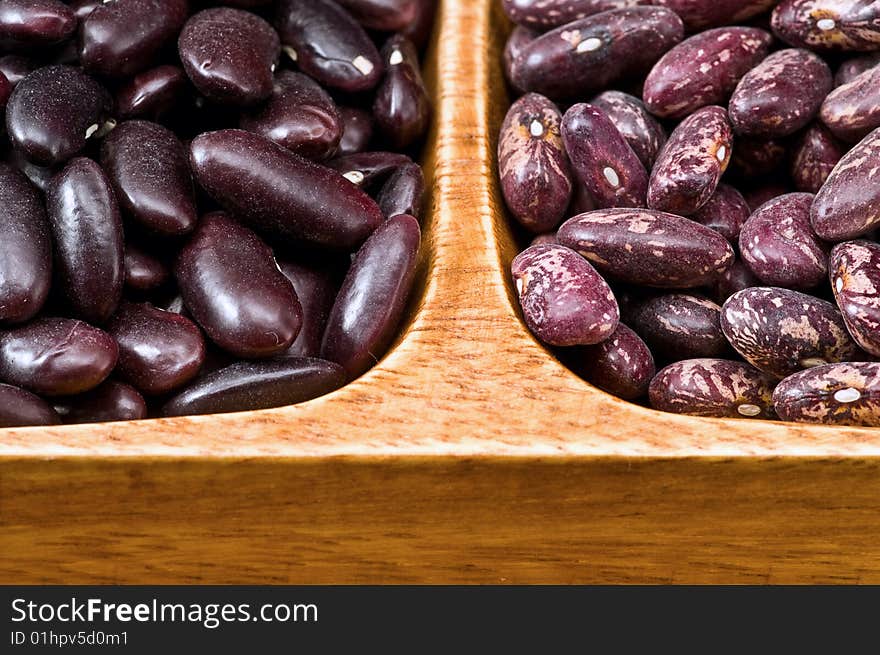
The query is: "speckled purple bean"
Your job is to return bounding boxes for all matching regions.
[372,34,431,150]
[652,0,778,30]
[279,260,338,359]
[771,0,880,52]
[529,233,559,247]
[504,25,537,95]
[590,91,666,169]
[773,362,880,425]
[0,0,76,51]
[336,106,374,156]
[0,383,61,427]
[575,322,655,400]
[502,0,652,30]
[689,183,751,243]
[630,293,727,361]
[556,208,735,288]
[835,52,880,86]
[820,64,880,143]
[377,162,425,220]
[829,240,880,356]
[712,257,761,304]
[790,122,845,193]
[53,380,147,424]
[511,243,620,346]
[116,65,188,122]
[720,286,861,379]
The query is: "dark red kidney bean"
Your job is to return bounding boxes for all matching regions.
[179,8,279,107]
[729,137,786,179]
[161,356,346,417]
[509,7,684,101]
[649,358,776,419]
[0,164,51,324]
[101,120,198,237]
[377,162,425,220]
[116,65,187,121]
[46,157,124,324]
[6,65,111,166]
[0,55,36,87]
[327,150,411,188]
[744,182,791,212]
[321,214,420,379]
[6,149,55,193]
[653,0,777,30]
[337,106,373,156]
[575,323,654,400]
[590,91,665,169]
[647,106,732,216]
[176,212,302,359]
[790,122,845,192]
[773,362,880,425]
[279,260,338,358]
[79,0,188,78]
[835,52,880,86]
[811,127,880,241]
[68,0,100,22]
[53,380,147,424]
[0,317,118,396]
[712,257,761,304]
[511,244,619,346]
[643,27,772,120]
[631,293,727,360]
[498,93,572,233]
[190,129,384,250]
[240,70,342,160]
[502,0,652,30]
[689,183,750,243]
[401,0,436,50]
[0,382,61,427]
[557,208,735,288]
[336,0,417,31]
[562,103,647,209]
[820,64,880,143]
[373,34,431,150]
[275,0,383,93]
[829,240,880,356]
[720,286,860,379]
[0,72,10,112]
[0,0,76,50]
[124,245,169,293]
[108,301,206,395]
[504,25,537,94]
[771,0,880,52]
[739,192,827,290]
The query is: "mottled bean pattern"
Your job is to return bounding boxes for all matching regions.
[829,240,880,356]
[773,362,880,426]
[772,0,880,52]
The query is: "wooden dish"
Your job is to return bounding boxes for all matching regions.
[4,0,880,584]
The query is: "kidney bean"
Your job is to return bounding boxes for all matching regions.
[498,93,572,233]
[689,183,751,243]
[712,257,761,304]
[68,0,100,21]
[820,64,880,143]
[377,162,425,220]
[275,0,383,93]
[80,0,188,78]
[321,214,420,378]
[279,261,338,358]
[101,120,198,237]
[327,151,412,189]
[53,380,147,424]
[0,55,36,87]
[773,362,880,425]
[0,317,118,396]
[116,65,188,121]
[0,72,9,112]
[511,244,619,346]
[504,25,537,95]
[562,103,647,209]
[574,323,654,400]
[835,52,880,86]
[190,129,384,250]
[337,0,417,31]
[529,233,559,247]
[811,127,880,241]
[720,286,860,379]
[557,208,735,288]
[0,0,76,50]
[6,65,111,166]
[649,358,776,418]
[729,137,787,179]
[744,182,792,212]
[0,383,61,427]
[647,106,732,216]
[829,240,880,356]
[771,0,880,52]
[509,7,684,101]
[643,27,772,120]
[124,245,169,293]
[161,356,346,416]
[337,106,374,156]
[568,182,597,215]
[373,34,431,150]
[652,0,778,30]
[503,0,654,30]
[590,91,665,169]
[790,122,845,192]
[46,158,124,324]
[175,212,302,359]
[633,292,728,361]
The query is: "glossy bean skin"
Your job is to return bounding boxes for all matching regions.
[53,380,147,424]
[829,240,880,356]
[6,65,111,166]
[0,317,118,396]
[561,103,647,209]
[652,0,778,30]
[631,293,727,360]
[321,214,420,379]
[576,323,655,400]
[791,122,845,192]
[771,0,880,51]
[46,158,124,324]
[275,0,383,93]
[337,106,373,156]
[190,130,384,249]
[124,245,169,293]
[835,52,880,86]
[649,358,776,419]
[689,183,750,243]
[373,35,431,150]
[175,212,302,359]
[502,0,652,30]
[101,120,198,236]
[161,356,346,416]
[729,137,786,179]
[336,0,417,32]
[811,127,880,241]
[69,0,101,21]
[712,257,761,304]
[739,193,827,290]
[377,162,425,220]
[744,182,792,212]
[820,64,880,143]
[0,55,36,87]
[79,0,189,78]
[279,260,338,358]
[179,8,279,107]
[590,91,665,169]
[0,164,52,324]
[643,27,772,120]
[509,7,684,101]
[0,0,76,50]
[511,244,619,346]
[108,301,206,394]
[557,208,735,288]
[0,383,61,427]
[0,72,10,112]
[720,287,860,379]
[503,25,536,94]
[773,362,880,425]
[498,93,572,233]
[647,106,732,216]
[327,151,411,189]
[6,148,55,193]
[116,65,187,121]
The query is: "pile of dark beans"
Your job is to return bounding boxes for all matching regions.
[500,0,880,426]
[0,0,434,428]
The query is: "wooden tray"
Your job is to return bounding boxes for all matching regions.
[4,0,880,584]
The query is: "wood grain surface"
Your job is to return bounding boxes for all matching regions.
[4,0,880,584]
